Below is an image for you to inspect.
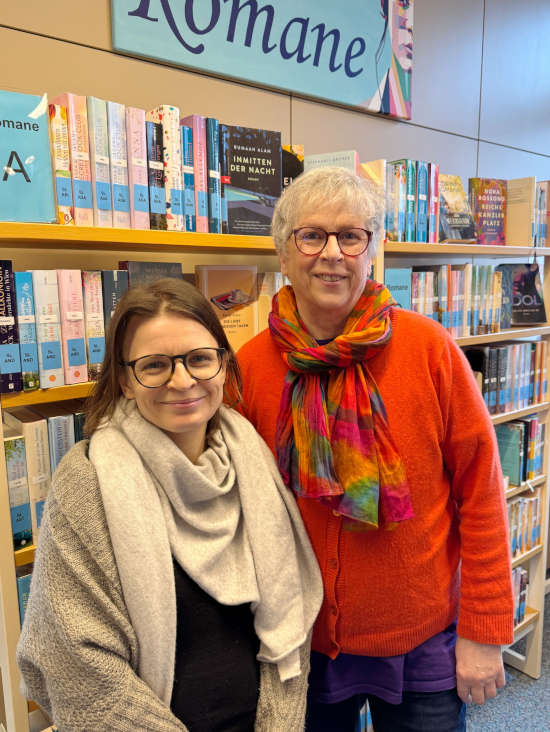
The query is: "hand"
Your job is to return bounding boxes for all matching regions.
[455,636,506,704]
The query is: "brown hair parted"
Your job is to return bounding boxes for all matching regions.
[84,277,242,435]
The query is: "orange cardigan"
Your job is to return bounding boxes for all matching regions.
[237,307,514,658]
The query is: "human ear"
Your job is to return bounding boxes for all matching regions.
[119,370,136,400]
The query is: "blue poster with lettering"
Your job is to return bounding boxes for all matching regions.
[111,1,413,119]
[0,90,57,222]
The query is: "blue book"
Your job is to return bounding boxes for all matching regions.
[17,570,32,626]
[3,427,32,550]
[384,268,411,309]
[415,161,429,243]
[181,124,196,232]
[0,90,56,223]
[206,117,221,233]
[14,271,39,392]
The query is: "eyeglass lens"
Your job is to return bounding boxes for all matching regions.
[294,227,370,255]
[133,348,223,387]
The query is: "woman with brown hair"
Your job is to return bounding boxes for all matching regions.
[17,278,322,732]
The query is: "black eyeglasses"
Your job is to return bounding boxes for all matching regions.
[292,227,372,257]
[120,348,226,388]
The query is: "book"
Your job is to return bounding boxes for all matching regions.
[468,178,506,245]
[51,93,93,226]
[415,161,429,243]
[101,270,129,330]
[386,161,406,242]
[505,177,536,246]
[496,263,547,327]
[2,425,32,550]
[125,106,150,230]
[282,144,304,189]
[145,121,167,230]
[14,271,39,392]
[257,271,283,332]
[384,268,412,309]
[16,568,32,626]
[31,269,64,389]
[3,406,51,539]
[118,260,183,287]
[219,124,282,236]
[81,271,106,381]
[496,421,525,486]
[181,124,196,232]
[195,264,258,351]
[0,260,22,394]
[535,180,549,246]
[206,117,222,233]
[303,150,359,172]
[107,101,131,229]
[48,102,74,225]
[390,159,416,242]
[428,163,439,243]
[148,105,184,231]
[30,403,75,474]
[56,269,88,385]
[180,113,208,232]
[358,158,386,193]
[0,90,56,223]
[438,174,476,242]
[86,96,113,227]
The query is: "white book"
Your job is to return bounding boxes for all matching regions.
[30,270,65,389]
[107,101,131,228]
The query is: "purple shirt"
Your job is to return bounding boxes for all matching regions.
[308,623,458,705]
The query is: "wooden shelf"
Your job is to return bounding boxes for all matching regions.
[457,326,550,346]
[0,222,277,254]
[1,382,94,409]
[14,545,35,568]
[511,544,544,568]
[385,242,550,256]
[513,606,539,637]
[505,475,547,499]
[491,402,549,425]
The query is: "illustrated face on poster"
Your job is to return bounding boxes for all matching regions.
[112,0,415,120]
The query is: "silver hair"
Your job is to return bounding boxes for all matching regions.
[271,166,385,260]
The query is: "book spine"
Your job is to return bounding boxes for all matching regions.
[53,93,93,226]
[181,125,196,232]
[145,121,167,230]
[428,163,439,243]
[47,103,74,225]
[405,159,416,242]
[0,261,22,394]
[107,101,131,228]
[147,106,184,231]
[87,97,113,228]
[56,269,88,385]
[81,271,106,381]
[415,161,429,243]
[392,162,407,241]
[101,270,129,330]
[4,434,32,550]
[182,114,208,232]
[14,272,39,392]
[17,571,32,626]
[47,414,75,473]
[31,269,64,388]
[125,107,150,230]
[206,117,221,233]
[384,162,395,239]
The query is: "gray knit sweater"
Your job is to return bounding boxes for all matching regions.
[16,441,316,731]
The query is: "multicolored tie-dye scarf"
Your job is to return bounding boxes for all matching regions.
[269,281,414,529]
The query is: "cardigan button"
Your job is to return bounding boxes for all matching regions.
[332,510,340,517]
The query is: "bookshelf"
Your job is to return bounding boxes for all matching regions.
[376,241,550,682]
[1,229,549,731]
[0,227,278,732]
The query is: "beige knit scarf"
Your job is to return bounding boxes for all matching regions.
[89,398,321,705]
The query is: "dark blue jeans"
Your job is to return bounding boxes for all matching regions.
[306,690,466,731]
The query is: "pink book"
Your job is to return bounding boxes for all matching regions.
[51,93,93,227]
[56,269,88,385]
[125,107,150,230]
[181,114,208,232]
[428,163,439,243]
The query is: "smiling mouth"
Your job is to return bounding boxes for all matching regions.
[315,273,346,282]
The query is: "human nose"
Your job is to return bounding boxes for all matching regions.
[167,359,197,387]
[320,232,343,259]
